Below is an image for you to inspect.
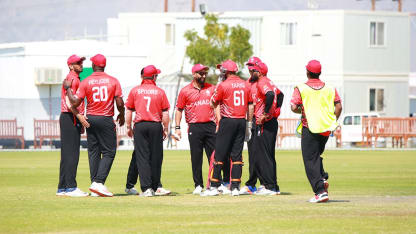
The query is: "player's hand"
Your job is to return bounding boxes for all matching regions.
[76,114,90,128]
[163,129,168,140]
[215,124,219,133]
[173,129,181,141]
[63,79,73,90]
[256,114,269,125]
[117,113,125,126]
[127,126,133,138]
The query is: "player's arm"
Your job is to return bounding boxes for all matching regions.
[264,91,275,114]
[63,79,82,108]
[66,96,90,128]
[335,103,342,120]
[174,108,183,140]
[126,108,133,137]
[162,110,169,140]
[115,96,125,126]
[290,87,302,114]
[210,85,221,108]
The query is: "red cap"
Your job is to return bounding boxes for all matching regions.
[142,65,161,77]
[246,56,261,66]
[90,54,107,67]
[192,64,209,73]
[216,59,238,72]
[306,60,321,74]
[67,54,85,66]
[250,62,268,75]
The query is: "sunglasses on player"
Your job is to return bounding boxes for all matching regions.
[197,71,207,76]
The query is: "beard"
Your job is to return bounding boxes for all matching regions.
[250,74,259,82]
[196,77,205,86]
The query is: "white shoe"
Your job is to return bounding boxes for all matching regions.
[218,184,231,195]
[140,188,154,197]
[200,187,219,196]
[309,192,329,203]
[192,185,203,195]
[255,188,277,196]
[257,185,265,192]
[89,182,113,197]
[125,187,139,195]
[239,186,253,195]
[155,187,171,196]
[65,188,89,197]
[90,192,99,197]
[231,188,240,196]
[56,189,66,196]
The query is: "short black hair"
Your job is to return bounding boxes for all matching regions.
[307,70,321,79]
[140,68,144,75]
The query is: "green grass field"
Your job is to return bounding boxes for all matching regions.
[0,150,415,233]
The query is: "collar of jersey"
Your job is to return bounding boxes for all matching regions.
[141,79,156,85]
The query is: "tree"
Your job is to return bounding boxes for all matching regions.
[184,14,253,83]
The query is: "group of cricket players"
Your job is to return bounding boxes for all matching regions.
[58,53,341,203]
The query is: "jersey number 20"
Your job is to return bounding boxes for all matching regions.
[92,86,108,102]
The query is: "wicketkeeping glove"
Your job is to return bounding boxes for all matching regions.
[245,121,253,142]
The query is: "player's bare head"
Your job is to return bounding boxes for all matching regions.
[90,54,106,72]
[142,65,161,81]
[192,64,208,85]
[306,60,321,79]
[67,55,85,74]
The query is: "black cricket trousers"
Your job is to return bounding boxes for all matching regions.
[245,120,264,187]
[86,115,117,184]
[211,118,245,190]
[301,127,329,194]
[133,121,164,192]
[253,118,279,191]
[126,151,163,189]
[58,112,82,189]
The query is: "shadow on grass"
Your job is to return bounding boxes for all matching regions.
[327,200,350,203]
[113,192,181,197]
[279,192,292,195]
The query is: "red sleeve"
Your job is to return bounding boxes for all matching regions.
[161,90,170,111]
[114,79,123,98]
[290,87,302,106]
[125,88,135,110]
[274,86,281,96]
[176,89,186,110]
[334,88,341,103]
[212,83,223,103]
[75,80,86,99]
[257,79,273,96]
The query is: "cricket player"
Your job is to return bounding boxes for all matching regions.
[64,54,125,197]
[239,56,265,195]
[57,54,90,197]
[202,59,249,196]
[125,65,170,197]
[124,67,170,196]
[247,62,283,195]
[290,60,342,203]
[174,64,230,195]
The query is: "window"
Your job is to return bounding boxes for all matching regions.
[369,88,384,112]
[280,22,297,45]
[343,116,352,125]
[353,116,361,125]
[165,24,175,45]
[370,22,385,46]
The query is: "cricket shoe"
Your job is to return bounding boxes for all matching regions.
[239,186,253,195]
[155,187,171,196]
[255,188,278,196]
[218,184,231,195]
[192,185,203,195]
[56,188,66,196]
[309,192,329,203]
[200,187,219,196]
[125,187,139,195]
[257,185,265,192]
[231,188,240,196]
[323,180,329,193]
[140,188,155,197]
[65,188,89,197]
[89,182,113,197]
[90,192,99,197]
